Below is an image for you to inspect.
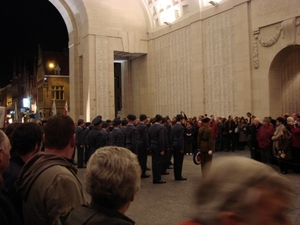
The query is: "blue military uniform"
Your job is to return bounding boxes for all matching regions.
[148,114,165,183]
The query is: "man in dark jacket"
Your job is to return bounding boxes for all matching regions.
[172,114,186,181]
[148,114,165,184]
[124,114,138,155]
[249,117,262,161]
[75,119,85,168]
[110,118,124,147]
[4,122,43,221]
[136,114,149,178]
[88,116,105,159]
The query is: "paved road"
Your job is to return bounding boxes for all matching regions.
[77,150,300,225]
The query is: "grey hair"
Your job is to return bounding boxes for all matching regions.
[85,146,141,210]
[193,156,294,225]
[0,130,9,154]
[287,117,294,123]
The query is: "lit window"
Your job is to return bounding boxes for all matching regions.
[52,86,64,100]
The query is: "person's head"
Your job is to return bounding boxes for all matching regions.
[262,117,270,126]
[286,117,294,125]
[9,122,43,158]
[297,118,300,126]
[102,122,109,130]
[192,156,294,225]
[176,114,184,122]
[276,117,285,126]
[202,117,210,125]
[127,114,136,123]
[139,114,147,122]
[86,146,141,212]
[292,113,299,120]
[92,116,103,129]
[246,112,252,118]
[121,119,128,127]
[77,119,85,127]
[113,118,122,127]
[253,117,260,126]
[240,117,245,123]
[154,114,163,123]
[43,115,75,151]
[5,122,21,138]
[0,130,11,175]
[283,113,289,119]
[228,115,233,121]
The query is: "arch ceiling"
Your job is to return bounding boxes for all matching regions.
[142,0,224,28]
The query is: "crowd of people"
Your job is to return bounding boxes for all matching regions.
[72,111,300,176]
[0,111,298,225]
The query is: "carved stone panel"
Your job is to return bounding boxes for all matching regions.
[96,36,109,119]
[203,10,236,117]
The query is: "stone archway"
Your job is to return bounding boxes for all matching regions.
[269,45,300,117]
[49,0,85,120]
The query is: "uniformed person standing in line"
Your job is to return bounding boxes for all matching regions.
[75,119,86,168]
[172,114,187,181]
[110,118,124,147]
[197,117,214,177]
[148,114,166,184]
[124,114,138,155]
[87,116,104,160]
[136,114,150,178]
[121,119,128,147]
[161,117,170,175]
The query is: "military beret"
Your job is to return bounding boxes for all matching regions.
[127,114,137,121]
[92,115,102,125]
[176,114,184,120]
[202,117,210,123]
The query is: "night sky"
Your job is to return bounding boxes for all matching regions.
[0,0,68,88]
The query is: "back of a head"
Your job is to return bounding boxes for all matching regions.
[9,122,43,156]
[85,146,141,210]
[44,115,75,150]
[193,156,294,224]
[5,122,21,138]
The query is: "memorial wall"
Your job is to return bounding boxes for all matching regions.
[51,0,300,120]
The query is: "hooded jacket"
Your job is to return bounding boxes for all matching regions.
[15,152,87,225]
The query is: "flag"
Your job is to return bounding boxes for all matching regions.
[14,101,18,121]
[64,101,68,115]
[52,100,57,116]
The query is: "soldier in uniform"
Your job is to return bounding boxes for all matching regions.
[87,116,104,160]
[136,114,150,178]
[197,117,214,177]
[124,114,138,155]
[172,114,187,181]
[161,117,170,175]
[110,118,124,147]
[148,114,165,184]
[100,122,109,147]
[121,119,128,147]
[75,119,86,168]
